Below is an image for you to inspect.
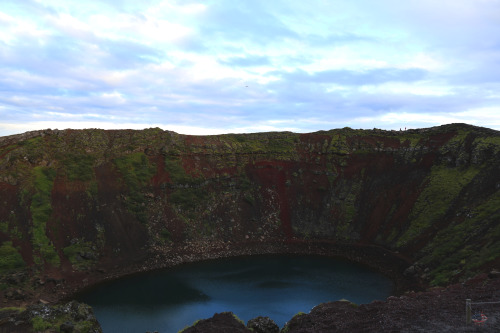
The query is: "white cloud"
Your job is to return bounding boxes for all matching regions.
[100,91,126,104]
[454,107,500,127]
[0,12,49,44]
[147,1,207,16]
[0,0,499,137]
[88,13,192,44]
[353,108,500,130]
[359,82,454,97]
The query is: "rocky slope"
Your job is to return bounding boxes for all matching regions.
[0,123,499,331]
[179,273,500,332]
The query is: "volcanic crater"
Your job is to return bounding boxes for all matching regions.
[0,123,499,332]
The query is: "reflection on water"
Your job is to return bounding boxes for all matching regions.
[78,255,394,333]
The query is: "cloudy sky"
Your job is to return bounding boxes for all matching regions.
[1,0,499,136]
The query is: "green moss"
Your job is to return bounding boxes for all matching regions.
[30,166,60,266]
[28,302,100,333]
[31,314,96,333]
[0,241,25,272]
[1,211,24,240]
[74,320,97,333]
[170,188,208,211]
[87,180,99,198]
[397,165,479,246]
[344,193,357,222]
[239,174,252,190]
[165,155,193,184]
[164,155,209,213]
[398,133,422,147]
[243,193,255,206]
[419,190,500,284]
[31,316,52,331]
[474,136,500,154]
[0,307,25,313]
[430,271,453,286]
[0,221,8,233]
[0,144,18,158]
[231,313,245,325]
[159,228,172,243]
[215,132,299,156]
[18,136,43,148]
[292,311,306,318]
[335,181,361,239]
[339,299,359,308]
[61,153,95,181]
[17,136,45,163]
[178,321,199,333]
[114,153,156,222]
[115,152,156,186]
[63,240,96,270]
[266,134,298,153]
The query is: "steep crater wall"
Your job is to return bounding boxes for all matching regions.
[0,124,499,306]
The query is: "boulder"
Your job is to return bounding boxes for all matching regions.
[60,321,75,332]
[180,312,251,333]
[12,301,102,333]
[247,316,279,333]
[4,288,26,300]
[403,265,416,276]
[488,270,500,279]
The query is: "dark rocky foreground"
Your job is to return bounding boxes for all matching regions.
[0,123,499,332]
[180,273,500,333]
[0,301,101,333]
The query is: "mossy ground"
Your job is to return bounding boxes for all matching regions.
[164,154,209,216]
[422,190,500,285]
[113,152,156,222]
[30,166,59,267]
[397,165,480,247]
[63,240,98,271]
[0,241,25,272]
[61,153,95,182]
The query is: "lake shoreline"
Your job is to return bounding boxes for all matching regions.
[60,239,419,305]
[78,253,396,332]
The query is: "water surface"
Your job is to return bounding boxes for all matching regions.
[78,255,393,332]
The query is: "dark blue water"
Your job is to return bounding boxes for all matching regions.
[78,255,394,332]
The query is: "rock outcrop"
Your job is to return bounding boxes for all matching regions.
[247,316,280,333]
[0,300,102,332]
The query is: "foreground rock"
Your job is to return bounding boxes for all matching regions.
[284,274,500,332]
[178,274,500,332]
[0,301,102,333]
[180,312,251,333]
[247,316,280,333]
[179,313,279,333]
